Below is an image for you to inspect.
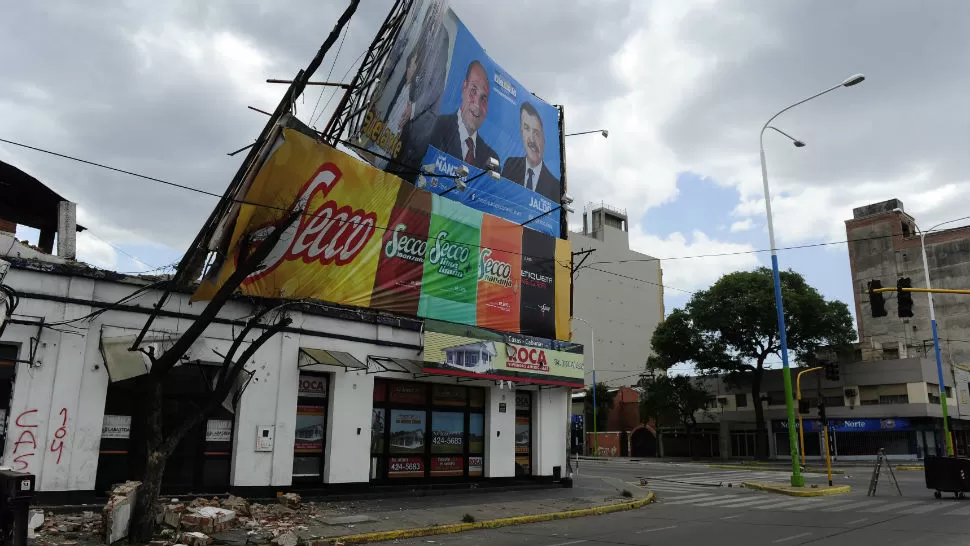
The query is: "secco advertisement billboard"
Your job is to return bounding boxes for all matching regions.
[422,320,584,388]
[354,0,563,238]
[193,124,572,340]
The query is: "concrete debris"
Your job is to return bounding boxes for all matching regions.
[278,493,302,509]
[272,530,299,546]
[103,480,142,544]
[222,494,251,516]
[27,509,44,538]
[180,531,214,546]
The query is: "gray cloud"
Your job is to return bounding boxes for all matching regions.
[0,0,637,256]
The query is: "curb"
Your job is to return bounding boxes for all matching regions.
[320,492,655,545]
[896,465,924,471]
[706,464,845,475]
[742,482,851,497]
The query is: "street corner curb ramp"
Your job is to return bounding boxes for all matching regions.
[742,482,851,497]
[319,492,656,545]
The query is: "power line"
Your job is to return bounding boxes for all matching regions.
[311,46,367,130]
[80,230,158,270]
[308,23,351,128]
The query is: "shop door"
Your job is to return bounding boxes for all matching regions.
[515,391,533,476]
[292,373,329,483]
[0,345,18,451]
[96,365,235,495]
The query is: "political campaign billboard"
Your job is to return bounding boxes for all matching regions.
[192,122,571,340]
[422,320,585,388]
[354,0,563,238]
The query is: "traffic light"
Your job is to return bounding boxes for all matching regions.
[868,280,887,317]
[817,401,827,423]
[897,277,914,317]
[824,361,840,381]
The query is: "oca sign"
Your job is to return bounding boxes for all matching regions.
[505,344,550,372]
[298,376,328,398]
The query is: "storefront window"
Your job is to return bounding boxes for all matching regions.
[293,373,328,480]
[515,391,532,476]
[373,379,485,481]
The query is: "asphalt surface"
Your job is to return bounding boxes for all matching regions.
[386,459,970,546]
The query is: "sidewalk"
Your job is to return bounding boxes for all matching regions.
[28,475,653,546]
[212,475,651,545]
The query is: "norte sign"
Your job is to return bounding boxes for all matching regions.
[422,320,584,387]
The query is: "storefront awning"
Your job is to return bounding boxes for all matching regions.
[366,356,425,375]
[299,348,367,370]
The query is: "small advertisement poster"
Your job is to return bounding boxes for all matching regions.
[102,414,132,439]
[468,456,483,477]
[515,415,531,455]
[431,456,464,477]
[431,411,465,454]
[298,374,328,398]
[388,456,425,478]
[390,410,426,454]
[205,419,232,442]
[295,406,325,452]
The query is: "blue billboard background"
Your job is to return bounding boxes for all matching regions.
[354,0,563,238]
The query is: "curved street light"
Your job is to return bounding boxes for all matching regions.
[759,73,865,488]
[565,129,609,138]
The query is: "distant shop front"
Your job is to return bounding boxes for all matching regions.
[772,417,953,460]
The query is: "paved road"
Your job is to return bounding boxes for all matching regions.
[387,459,969,545]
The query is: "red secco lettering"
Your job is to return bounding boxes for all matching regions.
[244,162,378,283]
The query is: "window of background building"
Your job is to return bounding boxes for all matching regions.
[734,393,747,408]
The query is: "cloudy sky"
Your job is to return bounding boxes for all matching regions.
[3,0,969,329]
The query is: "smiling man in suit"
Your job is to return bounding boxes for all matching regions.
[501,102,560,202]
[428,60,499,170]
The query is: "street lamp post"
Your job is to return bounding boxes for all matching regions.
[904,215,956,456]
[572,317,597,456]
[759,73,864,487]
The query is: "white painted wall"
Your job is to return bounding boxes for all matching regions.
[484,385,514,478]
[534,388,568,476]
[1,263,569,491]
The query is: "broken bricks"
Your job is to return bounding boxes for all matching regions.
[180,531,213,546]
[278,493,302,509]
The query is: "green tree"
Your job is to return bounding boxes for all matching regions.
[648,267,855,459]
[584,383,616,436]
[639,375,711,458]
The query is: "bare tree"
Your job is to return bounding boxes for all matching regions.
[129,211,299,541]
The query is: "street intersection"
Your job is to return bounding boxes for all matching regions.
[388,459,970,546]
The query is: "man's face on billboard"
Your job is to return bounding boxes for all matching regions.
[520,110,544,166]
[460,64,489,134]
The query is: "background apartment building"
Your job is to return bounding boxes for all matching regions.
[569,204,665,387]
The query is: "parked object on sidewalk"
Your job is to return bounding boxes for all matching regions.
[924,455,970,499]
[0,469,35,546]
[867,448,901,497]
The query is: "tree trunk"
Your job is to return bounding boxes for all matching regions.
[751,374,769,460]
[130,450,167,543]
[130,377,165,542]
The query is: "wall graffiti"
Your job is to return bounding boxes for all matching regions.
[12,409,38,471]
[10,407,69,471]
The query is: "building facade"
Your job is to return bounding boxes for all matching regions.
[0,255,571,495]
[569,204,665,387]
[847,198,970,364]
[695,355,968,461]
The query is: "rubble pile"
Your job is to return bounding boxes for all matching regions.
[30,510,102,545]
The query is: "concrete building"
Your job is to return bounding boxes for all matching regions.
[691,352,969,460]
[846,198,970,364]
[0,164,572,497]
[569,204,665,387]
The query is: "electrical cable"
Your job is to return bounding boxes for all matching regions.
[308,23,350,128]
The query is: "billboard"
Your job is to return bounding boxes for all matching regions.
[354,0,563,238]
[192,124,572,340]
[422,320,584,388]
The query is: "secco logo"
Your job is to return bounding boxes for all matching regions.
[505,344,549,372]
[246,163,377,282]
[478,248,512,287]
[428,231,471,278]
[385,223,427,263]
